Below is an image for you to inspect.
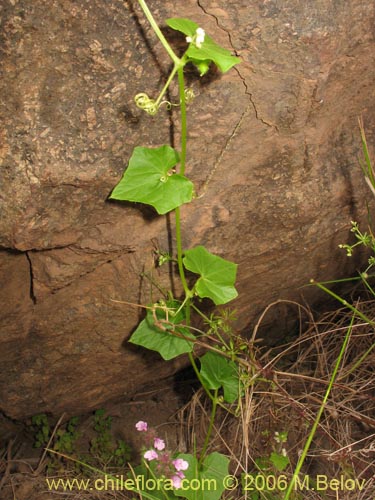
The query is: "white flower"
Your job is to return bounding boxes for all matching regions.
[195,27,205,48]
[186,27,205,49]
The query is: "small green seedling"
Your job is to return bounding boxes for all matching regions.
[90,409,131,467]
[31,413,51,449]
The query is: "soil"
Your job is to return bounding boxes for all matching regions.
[0,371,197,500]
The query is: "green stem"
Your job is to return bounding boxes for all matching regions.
[154,64,179,108]
[283,315,354,500]
[313,280,375,326]
[188,352,215,403]
[191,304,231,350]
[175,207,189,294]
[46,449,161,500]
[338,341,375,378]
[142,460,171,500]
[137,0,180,66]
[137,0,191,323]
[174,65,191,324]
[199,389,218,466]
[177,67,187,176]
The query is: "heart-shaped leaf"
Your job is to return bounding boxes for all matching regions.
[269,452,290,472]
[175,452,229,500]
[166,18,241,74]
[129,301,195,360]
[183,246,238,305]
[199,351,240,403]
[110,145,194,214]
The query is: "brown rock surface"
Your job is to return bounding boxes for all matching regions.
[1,0,374,419]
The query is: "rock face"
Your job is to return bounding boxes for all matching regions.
[1,0,375,419]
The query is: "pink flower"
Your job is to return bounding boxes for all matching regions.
[144,449,158,461]
[172,458,189,471]
[154,437,165,450]
[135,421,148,432]
[171,474,183,489]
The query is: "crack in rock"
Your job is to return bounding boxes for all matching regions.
[197,0,276,130]
[196,0,275,197]
[198,102,253,198]
[28,246,135,300]
[25,251,37,304]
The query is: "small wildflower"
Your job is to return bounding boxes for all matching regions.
[173,458,189,471]
[135,421,148,432]
[154,437,165,451]
[282,448,287,457]
[171,475,182,488]
[195,27,205,48]
[186,27,205,48]
[144,449,158,461]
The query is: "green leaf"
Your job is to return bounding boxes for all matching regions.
[129,301,195,360]
[166,18,241,74]
[175,452,229,500]
[269,452,290,472]
[187,58,211,76]
[110,145,194,215]
[183,246,238,305]
[199,351,240,403]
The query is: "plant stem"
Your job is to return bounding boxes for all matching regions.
[338,341,375,378]
[283,315,354,500]
[175,208,190,297]
[136,0,191,324]
[177,67,187,176]
[188,352,215,403]
[136,4,220,462]
[313,280,375,326]
[199,389,218,466]
[154,64,179,108]
[137,0,180,66]
[46,449,161,500]
[174,66,191,324]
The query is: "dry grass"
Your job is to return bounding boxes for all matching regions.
[177,300,375,500]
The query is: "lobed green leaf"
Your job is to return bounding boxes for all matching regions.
[110,145,194,214]
[129,301,195,360]
[199,351,240,403]
[166,18,241,75]
[183,246,238,305]
[269,452,290,472]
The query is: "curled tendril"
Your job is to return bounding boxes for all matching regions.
[161,89,196,108]
[134,93,158,116]
[159,100,175,110]
[135,88,196,115]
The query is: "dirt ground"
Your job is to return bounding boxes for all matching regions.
[0,371,196,500]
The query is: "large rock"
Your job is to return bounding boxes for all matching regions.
[1,0,374,419]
